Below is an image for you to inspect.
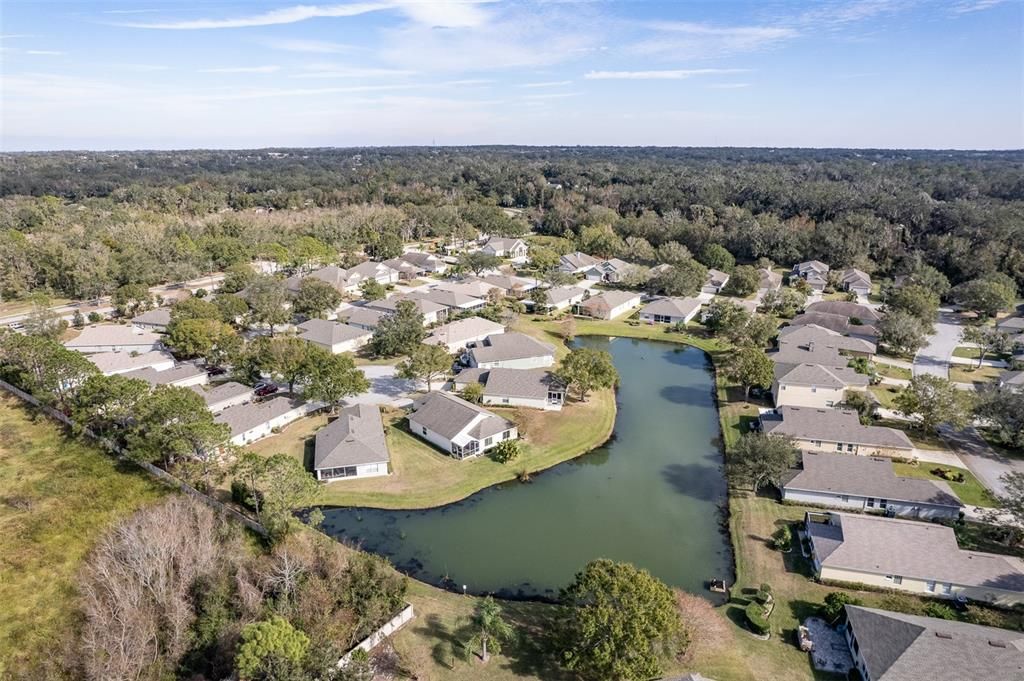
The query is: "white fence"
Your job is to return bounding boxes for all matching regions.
[338,603,415,666]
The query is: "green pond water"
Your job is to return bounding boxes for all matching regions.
[320,336,731,600]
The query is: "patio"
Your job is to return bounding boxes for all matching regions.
[803,616,853,675]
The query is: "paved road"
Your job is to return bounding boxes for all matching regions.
[346,365,422,408]
[912,308,962,379]
[939,425,1023,499]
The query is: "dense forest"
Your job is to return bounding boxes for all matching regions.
[1,147,1023,302]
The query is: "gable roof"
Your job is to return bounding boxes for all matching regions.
[560,251,601,270]
[411,288,485,309]
[382,257,423,276]
[793,260,830,275]
[483,237,526,252]
[314,404,389,470]
[581,290,642,311]
[298,319,371,346]
[784,452,961,508]
[762,406,912,449]
[189,381,253,408]
[131,308,172,327]
[482,368,565,400]
[469,332,555,364]
[773,362,870,389]
[337,306,387,329]
[215,396,307,438]
[367,294,447,316]
[789,312,879,340]
[999,370,1024,386]
[433,278,498,298]
[65,324,162,350]
[806,300,882,322]
[705,269,730,287]
[123,362,206,387]
[481,273,536,292]
[641,296,702,319]
[410,391,512,441]
[425,316,505,347]
[777,324,877,355]
[996,316,1024,332]
[88,350,175,375]
[844,605,1024,681]
[758,268,783,289]
[544,285,587,306]
[399,251,443,267]
[840,268,872,287]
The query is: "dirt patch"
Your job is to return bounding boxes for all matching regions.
[677,591,738,667]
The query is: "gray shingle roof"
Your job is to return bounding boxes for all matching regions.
[560,251,600,270]
[215,396,307,438]
[840,268,872,287]
[469,333,554,364]
[581,290,641,312]
[773,362,870,389]
[808,512,1024,591]
[410,391,512,441]
[806,300,882,322]
[88,350,175,374]
[123,363,206,386]
[777,324,877,355]
[544,285,586,306]
[338,306,387,329]
[995,316,1024,332]
[131,308,172,327]
[368,294,447,316]
[641,296,702,319]
[784,452,962,508]
[789,312,879,339]
[999,370,1024,386]
[758,268,783,289]
[411,288,484,309]
[425,317,505,347]
[482,368,565,400]
[844,606,1024,681]
[314,404,389,470]
[705,269,730,287]
[793,260,830,275]
[189,381,253,408]
[762,406,913,450]
[297,319,371,347]
[66,324,163,350]
[481,274,536,292]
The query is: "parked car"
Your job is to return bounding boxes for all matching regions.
[205,365,227,376]
[254,383,278,397]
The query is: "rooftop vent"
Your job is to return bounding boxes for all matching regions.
[988,640,1007,648]
[935,632,953,639]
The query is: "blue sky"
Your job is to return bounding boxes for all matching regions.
[1,1,1021,150]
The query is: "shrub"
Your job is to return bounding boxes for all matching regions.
[923,602,957,620]
[87,311,103,323]
[822,592,861,622]
[770,526,792,551]
[745,601,770,635]
[194,288,208,298]
[489,440,522,464]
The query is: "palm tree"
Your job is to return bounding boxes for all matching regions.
[464,596,514,663]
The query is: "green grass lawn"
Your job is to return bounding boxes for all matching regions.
[891,462,996,507]
[949,364,1004,385]
[874,363,912,380]
[0,396,170,678]
[951,346,1010,362]
[874,419,947,451]
[869,385,900,409]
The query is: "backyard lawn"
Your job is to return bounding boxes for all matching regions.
[891,462,996,508]
[0,395,170,678]
[874,363,912,380]
[869,384,900,409]
[949,364,1004,385]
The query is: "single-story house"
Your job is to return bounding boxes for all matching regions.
[782,452,962,519]
[337,306,387,331]
[792,260,830,291]
[777,324,877,358]
[410,288,486,313]
[998,370,1024,392]
[805,300,882,324]
[216,396,318,446]
[467,332,555,370]
[534,285,587,313]
[842,605,1024,681]
[88,350,176,376]
[639,296,702,325]
[481,274,538,298]
[367,295,449,325]
[558,251,601,275]
[805,511,1024,607]
[788,312,879,342]
[289,265,348,294]
[433,278,498,299]
[65,324,163,354]
[408,391,518,459]
[399,251,448,274]
[758,268,783,291]
[578,291,643,320]
[313,404,390,482]
[480,237,528,259]
[297,319,372,354]
[995,316,1024,335]
[584,258,638,284]
[123,362,210,388]
[702,269,730,294]
[479,368,566,410]
[839,268,872,296]
[190,381,255,413]
[131,308,172,332]
[761,406,914,458]
[345,260,402,288]
[424,316,506,353]
[382,257,424,280]
[772,363,870,409]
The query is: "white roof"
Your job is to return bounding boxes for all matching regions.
[65,324,162,351]
[88,350,176,375]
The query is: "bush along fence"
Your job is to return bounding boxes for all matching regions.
[338,603,416,667]
[0,377,268,538]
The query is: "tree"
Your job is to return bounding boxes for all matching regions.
[960,325,1012,368]
[0,333,98,410]
[885,284,939,323]
[728,433,798,491]
[166,318,240,363]
[364,230,404,260]
[843,389,878,425]
[232,451,270,522]
[235,616,310,681]
[304,352,370,412]
[22,293,67,340]
[488,439,522,464]
[986,472,1024,546]
[215,293,249,325]
[170,297,220,322]
[255,336,322,393]
[647,260,706,297]
[723,347,774,397]
[112,283,152,316]
[293,278,343,319]
[289,235,332,272]
[579,225,624,259]
[822,592,861,623]
[655,241,691,265]
[702,299,747,336]
[397,343,452,391]
[260,454,321,539]
[878,310,930,356]
[698,243,735,272]
[974,385,1024,449]
[464,596,514,663]
[759,287,806,317]
[246,275,290,334]
[340,551,408,644]
[556,559,682,681]
[723,265,759,297]
[460,381,485,403]
[952,273,1017,318]
[221,262,258,293]
[370,299,425,357]
[126,385,230,473]
[73,374,151,441]
[621,236,656,263]
[529,245,560,276]
[894,374,974,433]
[557,347,618,402]
[460,251,501,275]
[530,286,550,313]
[359,278,387,302]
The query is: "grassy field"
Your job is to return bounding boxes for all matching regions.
[952,346,1009,362]
[0,395,170,677]
[891,462,996,507]
[874,363,912,380]
[949,364,1004,385]
[869,384,900,409]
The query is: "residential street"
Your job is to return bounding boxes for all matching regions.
[911,308,962,378]
[939,425,1023,500]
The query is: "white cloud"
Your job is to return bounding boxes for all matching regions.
[117,2,394,30]
[198,66,282,74]
[25,50,64,56]
[101,8,160,14]
[519,80,572,88]
[393,0,493,28]
[707,83,750,89]
[585,69,747,80]
[952,0,1007,13]
[265,39,352,53]
[522,91,580,100]
[296,64,417,78]
[632,20,797,59]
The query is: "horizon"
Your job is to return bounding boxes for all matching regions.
[2,0,1023,151]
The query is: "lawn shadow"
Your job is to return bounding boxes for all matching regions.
[302,436,315,473]
[412,613,467,670]
[498,603,571,680]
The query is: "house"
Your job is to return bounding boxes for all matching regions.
[467,332,555,369]
[382,257,424,280]
[842,605,1024,681]
[758,268,783,291]
[399,251,448,274]
[761,406,914,457]
[480,237,528,259]
[789,312,879,341]
[123,362,209,388]
[702,269,730,294]
[216,396,318,446]
[297,319,372,354]
[190,381,255,413]
[451,368,566,411]
[805,300,882,324]
[337,306,387,331]
[88,350,176,376]
[781,452,962,519]
[290,265,348,294]
[343,260,402,290]
[433,278,498,299]
[995,315,1024,337]
[771,335,868,368]
[772,363,870,408]
[131,308,172,332]
[639,297,702,325]
[791,260,830,291]
[367,295,449,325]
[578,291,642,320]
[998,370,1024,392]
[534,285,587,312]
[805,511,1024,607]
[313,404,390,482]
[777,324,877,358]
[65,324,163,354]
[839,268,872,296]
[424,316,506,353]
[407,391,517,459]
[410,288,486,313]
[558,251,601,275]
[584,258,637,284]
[481,274,537,298]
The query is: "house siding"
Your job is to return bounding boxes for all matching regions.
[817,565,1024,608]
[772,382,856,409]
[788,436,912,458]
[482,394,562,411]
[639,310,697,325]
[229,405,317,446]
[316,461,389,482]
[71,341,162,354]
[407,416,519,459]
[782,488,960,520]
[469,355,555,370]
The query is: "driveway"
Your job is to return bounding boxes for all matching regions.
[346,364,423,407]
[939,425,1024,499]
[912,308,962,379]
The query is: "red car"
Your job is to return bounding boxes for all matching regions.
[254,383,278,397]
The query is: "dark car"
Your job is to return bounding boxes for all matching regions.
[254,383,278,397]
[205,365,227,376]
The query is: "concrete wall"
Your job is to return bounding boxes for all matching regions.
[338,604,415,667]
[818,565,1024,608]
[783,489,959,520]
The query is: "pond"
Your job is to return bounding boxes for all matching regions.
[319,336,731,601]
